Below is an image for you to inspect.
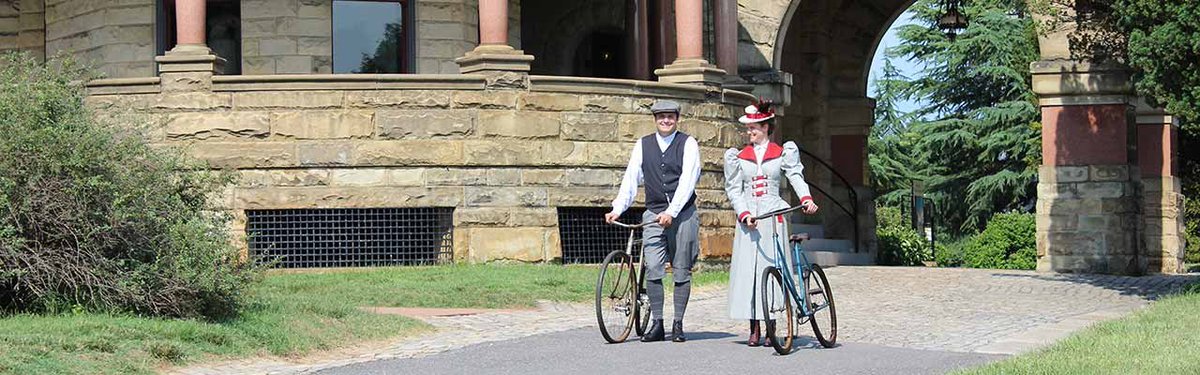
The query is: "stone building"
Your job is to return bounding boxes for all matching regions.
[0,0,1186,274]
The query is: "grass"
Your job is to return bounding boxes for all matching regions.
[0,264,728,374]
[956,282,1200,375]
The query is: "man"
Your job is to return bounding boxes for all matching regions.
[605,100,701,343]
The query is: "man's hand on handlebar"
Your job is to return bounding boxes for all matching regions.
[604,212,620,224]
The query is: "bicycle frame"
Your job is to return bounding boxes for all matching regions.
[758,210,829,319]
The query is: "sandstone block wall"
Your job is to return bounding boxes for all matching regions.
[84,75,750,263]
[1036,165,1144,274]
[44,0,155,78]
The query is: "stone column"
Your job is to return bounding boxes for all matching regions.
[654,0,725,85]
[155,0,223,91]
[1032,61,1144,275]
[826,97,876,256]
[456,0,535,88]
[713,0,739,81]
[1136,100,1186,273]
[625,0,650,80]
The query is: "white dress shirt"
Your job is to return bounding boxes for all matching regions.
[610,130,702,218]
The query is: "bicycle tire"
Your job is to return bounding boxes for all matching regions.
[761,266,795,355]
[807,264,837,348]
[596,250,636,343]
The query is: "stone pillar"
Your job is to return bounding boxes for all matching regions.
[1032,61,1144,275]
[626,0,651,80]
[713,0,739,81]
[826,97,875,255]
[155,0,223,92]
[456,0,534,88]
[654,0,725,85]
[1136,100,1186,273]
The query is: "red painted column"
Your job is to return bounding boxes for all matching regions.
[479,0,508,46]
[674,0,702,60]
[175,0,206,46]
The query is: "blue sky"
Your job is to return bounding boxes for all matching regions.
[867,9,924,114]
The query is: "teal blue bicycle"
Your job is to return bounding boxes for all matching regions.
[755,206,838,355]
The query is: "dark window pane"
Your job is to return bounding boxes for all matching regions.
[334,1,406,74]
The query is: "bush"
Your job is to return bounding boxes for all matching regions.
[0,53,258,319]
[961,212,1037,270]
[934,236,971,268]
[875,206,932,266]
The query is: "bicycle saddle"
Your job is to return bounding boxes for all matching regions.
[789,233,810,243]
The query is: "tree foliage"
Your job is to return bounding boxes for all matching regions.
[870,0,1043,234]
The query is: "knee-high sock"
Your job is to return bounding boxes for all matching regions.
[673,280,691,322]
[647,279,664,321]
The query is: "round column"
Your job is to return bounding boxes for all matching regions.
[479,0,508,46]
[674,0,702,59]
[175,0,206,46]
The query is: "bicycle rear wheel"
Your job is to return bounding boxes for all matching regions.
[806,264,837,348]
[596,250,636,343]
[634,265,651,336]
[761,266,795,355]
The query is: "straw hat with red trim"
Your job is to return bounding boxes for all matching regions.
[738,98,776,124]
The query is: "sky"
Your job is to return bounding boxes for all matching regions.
[866,9,925,115]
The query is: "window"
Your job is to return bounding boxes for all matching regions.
[155,0,242,75]
[333,0,414,73]
[247,207,454,268]
[558,207,647,264]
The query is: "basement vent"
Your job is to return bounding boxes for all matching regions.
[247,208,454,268]
[557,207,646,264]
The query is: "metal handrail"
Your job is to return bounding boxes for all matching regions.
[796,148,860,253]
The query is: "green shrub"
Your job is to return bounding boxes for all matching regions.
[875,206,932,266]
[0,53,258,319]
[961,212,1037,270]
[934,236,971,268]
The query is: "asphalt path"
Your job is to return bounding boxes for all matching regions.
[318,328,1006,375]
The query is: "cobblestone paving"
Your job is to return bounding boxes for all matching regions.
[171,267,1197,374]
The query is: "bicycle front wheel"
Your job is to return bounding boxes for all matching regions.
[761,266,795,355]
[596,250,636,343]
[807,264,837,348]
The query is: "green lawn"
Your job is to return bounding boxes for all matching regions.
[957,283,1200,375]
[0,264,728,374]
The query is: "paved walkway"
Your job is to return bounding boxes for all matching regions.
[170,267,1197,375]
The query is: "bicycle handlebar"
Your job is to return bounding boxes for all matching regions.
[751,204,809,221]
[609,221,650,229]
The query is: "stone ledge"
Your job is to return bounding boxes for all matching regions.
[212,74,487,91]
[85,77,161,95]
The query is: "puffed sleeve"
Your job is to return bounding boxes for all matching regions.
[781,141,813,206]
[724,148,752,222]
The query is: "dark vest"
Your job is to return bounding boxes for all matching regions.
[641,132,696,213]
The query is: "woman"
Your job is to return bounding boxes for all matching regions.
[723,99,819,347]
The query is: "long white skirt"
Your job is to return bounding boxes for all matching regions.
[727,215,792,320]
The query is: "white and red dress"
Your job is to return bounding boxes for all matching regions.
[723,140,813,320]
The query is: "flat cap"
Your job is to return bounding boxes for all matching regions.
[650,100,681,115]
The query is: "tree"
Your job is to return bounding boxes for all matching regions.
[871,0,1042,234]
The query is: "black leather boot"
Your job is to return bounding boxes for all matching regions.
[641,319,665,342]
[671,320,686,342]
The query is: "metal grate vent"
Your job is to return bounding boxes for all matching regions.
[558,207,646,264]
[247,207,453,268]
